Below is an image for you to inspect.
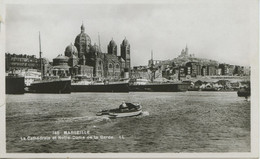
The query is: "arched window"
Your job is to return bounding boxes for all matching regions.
[116,64,120,69]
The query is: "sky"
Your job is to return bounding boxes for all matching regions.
[5,0,258,66]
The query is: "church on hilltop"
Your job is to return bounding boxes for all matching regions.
[51,23,131,80]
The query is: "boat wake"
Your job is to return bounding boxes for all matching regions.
[56,116,111,123]
[141,111,150,116]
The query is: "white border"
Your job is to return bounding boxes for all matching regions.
[0,0,258,158]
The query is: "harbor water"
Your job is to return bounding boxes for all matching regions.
[6,92,250,153]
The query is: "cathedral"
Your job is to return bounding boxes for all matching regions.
[56,23,131,80]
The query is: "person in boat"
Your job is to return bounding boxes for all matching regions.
[119,101,129,112]
[119,102,140,111]
[119,101,127,109]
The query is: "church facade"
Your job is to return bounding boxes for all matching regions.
[62,23,131,80]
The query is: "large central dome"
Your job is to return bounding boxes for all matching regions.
[74,23,92,57]
[75,23,91,45]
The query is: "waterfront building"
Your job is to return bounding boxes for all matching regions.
[131,66,149,79]
[5,53,50,75]
[217,68,222,75]
[243,66,251,76]
[179,66,186,78]
[6,53,39,72]
[62,23,131,80]
[234,65,244,76]
[196,64,202,76]
[207,65,217,76]
[186,62,198,77]
[219,64,229,75]
[131,65,163,81]
[201,66,207,76]
[51,54,71,77]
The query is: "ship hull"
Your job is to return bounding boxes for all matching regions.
[6,76,25,94]
[129,83,189,92]
[201,88,218,91]
[29,80,71,94]
[71,83,129,93]
[237,89,250,97]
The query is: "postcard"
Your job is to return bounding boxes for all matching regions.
[0,0,259,158]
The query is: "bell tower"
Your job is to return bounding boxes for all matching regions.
[120,37,130,70]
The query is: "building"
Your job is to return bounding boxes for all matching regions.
[207,65,217,76]
[177,45,195,59]
[66,23,131,80]
[6,53,40,72]
[201,66,207,76]
[243,66,250,76]
[131,66,149,79]
[219,64,229,75]
[186,62,199,77]
[179,66,186,78]
[5,53,50,75]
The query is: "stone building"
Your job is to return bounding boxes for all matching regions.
[5,53,50,75]
[61,23,131,80]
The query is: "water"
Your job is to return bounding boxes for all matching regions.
[6,92,250,153]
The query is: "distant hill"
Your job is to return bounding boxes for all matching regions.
[173,56,219,66]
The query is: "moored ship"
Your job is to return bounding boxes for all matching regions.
[71,78,129,92]
[29,77,71,94]
[6,74,25,94]
[237,87,250,97]
[129,80,189,92]
[27,32,72,94]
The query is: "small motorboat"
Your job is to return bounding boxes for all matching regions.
[96,103,142,118]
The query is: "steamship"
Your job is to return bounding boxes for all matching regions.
[6,73,25,94]
[71,77,129,93]
[27,32,71,94]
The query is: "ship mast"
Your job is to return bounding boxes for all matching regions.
[98,32,101,52]
[150,50,156,82]
[39,31,43,79]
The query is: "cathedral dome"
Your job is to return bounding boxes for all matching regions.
[121,38,129,46]
[75,23,91,46]
[65,43,78,57]
[93,43,101,53]
[109,39,117,47]
[75,33,91,45]
[53,54,69,66]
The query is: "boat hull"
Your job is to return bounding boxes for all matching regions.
[129,83,189,92]
[109,110,143,118]
[71,83,129,92]
[237,89,250,97]
[6,76,25,94]
[201,88,218,91]
[29,79,71,94]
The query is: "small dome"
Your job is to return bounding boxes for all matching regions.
[65,44,78,57]
[53,54,69,66]
[109,39,117,47]
[122,38,129,46]
[54,54,69,60]
[93,43,101,53]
